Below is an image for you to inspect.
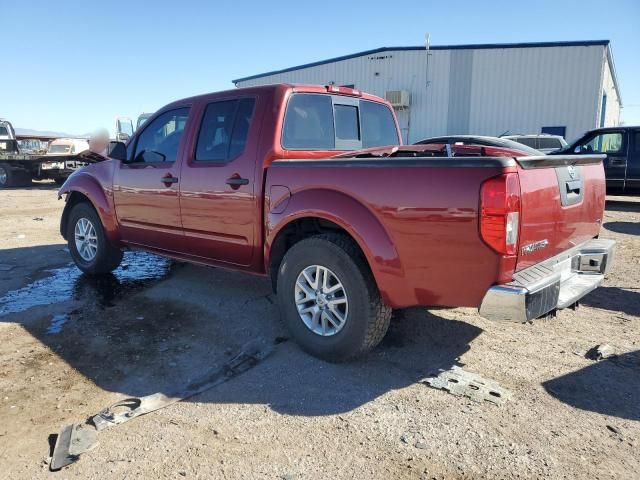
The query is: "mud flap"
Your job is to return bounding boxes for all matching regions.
[50,340,273,471]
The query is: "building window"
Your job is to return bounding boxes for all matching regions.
[541,126,566,138]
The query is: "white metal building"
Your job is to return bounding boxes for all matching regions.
[233,40,621,144]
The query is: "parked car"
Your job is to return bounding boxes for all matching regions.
[58,84,614,362]
[503,134,567,153]
[552,126,640,193]
[414,135,542,156]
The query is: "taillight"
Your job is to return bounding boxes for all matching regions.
[480,173,521,255]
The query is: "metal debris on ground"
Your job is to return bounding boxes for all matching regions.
[422,366,512,405]
[585,344,616,361]
[49,340,273,471]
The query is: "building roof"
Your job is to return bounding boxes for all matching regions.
[233,39,615,89]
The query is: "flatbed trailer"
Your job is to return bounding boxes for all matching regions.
[0,152,86,187]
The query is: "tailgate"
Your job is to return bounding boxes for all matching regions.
[515,155,606,271]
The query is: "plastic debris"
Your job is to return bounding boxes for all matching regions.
[422,366,512,405]
[585,344,616,361]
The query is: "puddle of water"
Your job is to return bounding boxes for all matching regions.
[0,252,173,317]
[46,314,69,334]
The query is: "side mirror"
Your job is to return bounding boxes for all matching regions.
[573,145,581,154]
[107,141,128,161]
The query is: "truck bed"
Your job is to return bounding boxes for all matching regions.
[265,153,607,311]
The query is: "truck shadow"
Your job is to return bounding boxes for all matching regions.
[543,351,640,421]
[603,221,640,236]
[0,245,483,417]
[581,286,640,317]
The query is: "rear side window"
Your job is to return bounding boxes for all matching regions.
[282,94,399,150]
[282,94,334,149]
[537,137,562,149]
[195,98,256,162]
[360,100,399,148]
[514,137,537,148]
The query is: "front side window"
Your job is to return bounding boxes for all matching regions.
[0,126,8,136]
[282,94,335,150]
[360,100,399,148]
[195,98,255,162]
[133,107,190,163]
[579,132,623,154]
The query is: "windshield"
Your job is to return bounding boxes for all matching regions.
[117,119,134,136]
[48,144,71,154]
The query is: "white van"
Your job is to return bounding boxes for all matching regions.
[46,138,89,156]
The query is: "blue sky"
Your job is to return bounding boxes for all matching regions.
[3,0,639,134]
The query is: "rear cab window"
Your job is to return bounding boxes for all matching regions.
[282,93,398,151]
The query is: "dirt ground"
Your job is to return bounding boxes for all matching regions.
[0,183,638,480]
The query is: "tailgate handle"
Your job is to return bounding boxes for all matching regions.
[565,179,581,195]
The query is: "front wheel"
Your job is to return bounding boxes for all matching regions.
[67,202,123,274]
[277,233,391,362]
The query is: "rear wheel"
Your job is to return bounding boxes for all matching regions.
[277,233,391,362]
[67,202,123,274]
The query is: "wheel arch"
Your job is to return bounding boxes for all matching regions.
[59,174,120,244]
[266,189,404,305]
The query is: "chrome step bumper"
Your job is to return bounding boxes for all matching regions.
[479,238,616,322]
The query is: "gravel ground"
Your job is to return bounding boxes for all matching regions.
[0,184,638,479]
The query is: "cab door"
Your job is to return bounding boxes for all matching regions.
[113,107,191,252]
[626,129,640,191]
[574,130,627,191]
[178,97,261,266]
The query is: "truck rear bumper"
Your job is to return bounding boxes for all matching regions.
[479,238,615,322]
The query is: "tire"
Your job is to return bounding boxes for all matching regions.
[67,202,123,274]
[277,233,391,362]
[0,163,16,188]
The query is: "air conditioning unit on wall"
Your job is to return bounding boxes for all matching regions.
[385,90,410,109]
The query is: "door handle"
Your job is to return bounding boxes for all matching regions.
[225,177,249,186]
[162,175,179,184]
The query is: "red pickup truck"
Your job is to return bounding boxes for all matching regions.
[58,84,615,361]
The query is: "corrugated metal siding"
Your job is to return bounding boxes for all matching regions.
[468,45,603,142]
[236,45,608,144]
